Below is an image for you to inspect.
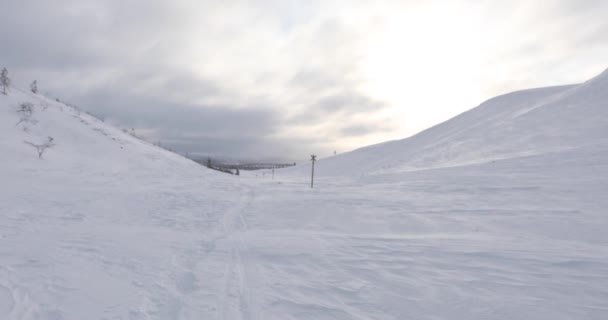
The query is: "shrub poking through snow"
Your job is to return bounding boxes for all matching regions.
[30,80,38,94]
[17,102,34,114]
[16,102,37,126]
[1,68,10,95]
[24,136,55,159]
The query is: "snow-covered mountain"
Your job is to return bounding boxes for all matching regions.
[308,68,608,176]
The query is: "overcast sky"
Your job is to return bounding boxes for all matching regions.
[2,0,607,161]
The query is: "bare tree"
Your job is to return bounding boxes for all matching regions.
[30,80,38,94]
[1,68,10,95]
[24,136,55,159]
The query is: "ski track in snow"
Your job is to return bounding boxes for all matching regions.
[217,187,255,320]
[130,186,258,320]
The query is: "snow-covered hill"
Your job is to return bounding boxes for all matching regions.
[261,69,608,319]
[0,88,206,176]
[306,68,608,176]
[1,88,247,319]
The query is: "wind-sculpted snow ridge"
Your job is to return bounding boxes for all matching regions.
[2,69,608,320]
[297,68,608,177]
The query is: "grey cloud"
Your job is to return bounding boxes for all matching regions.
[289,69,341,92]
[287,92,387,126]
[0,0,390,160]
[1,3,108,69]
[74,89,285,159]
[340,124,388,137]
[77,90,277,136]
[2,0,607,161]
[579,21,608,45]
[553,0,608,14]
[0,0,182,71]
[316,94,385,113]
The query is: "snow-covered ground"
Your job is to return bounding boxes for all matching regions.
[1,69,608,320]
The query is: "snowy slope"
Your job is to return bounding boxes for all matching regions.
[258,69,608,318]
[304,68,608,176]
[0,88,248,319]
[0,88,206,177]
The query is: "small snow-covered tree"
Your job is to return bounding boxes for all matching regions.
[30,80,38,94]
[1,68,10,95]
[24,136,55,159]
[18,102,34,114]
[16,102,37,126]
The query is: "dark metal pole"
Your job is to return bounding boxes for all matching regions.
[310,155,317,188]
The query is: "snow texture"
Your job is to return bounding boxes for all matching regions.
[1,68,608,320]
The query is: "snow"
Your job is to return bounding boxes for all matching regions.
[2,68,608,320]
